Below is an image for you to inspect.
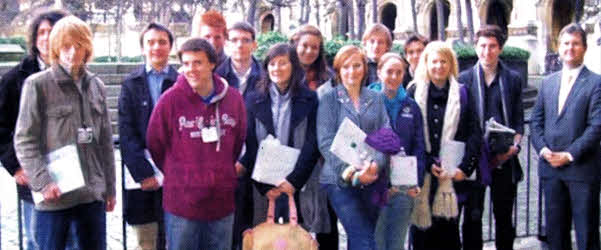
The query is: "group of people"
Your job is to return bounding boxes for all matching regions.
[0,7,600,250]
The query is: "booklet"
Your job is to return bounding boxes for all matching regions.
[330,117,377,169]
[390,154,418,186]
[484,118,516,155]
[32,144,85,204]
[252,135,300,186]
[439,140,466,175]
[124,149,164,190]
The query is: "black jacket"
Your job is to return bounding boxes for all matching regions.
[0,56,41,202]
[215,56,262,98]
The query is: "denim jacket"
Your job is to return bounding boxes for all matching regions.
[317,83,390,185]
[14,65,116,211]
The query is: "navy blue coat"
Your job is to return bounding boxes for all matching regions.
[215,56,262,98]
[531,66,601,183]
[240,86,320,194]
[118,65,177,224]
[458,61,524,183]
[390,98,427,186]
[0,55,40,202]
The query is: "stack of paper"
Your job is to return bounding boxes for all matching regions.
[390,155,418,186]
[32,144,85,204]
[330,117,377,169]
[252,135,300,186]
[439,140,465,175]
[124,149,164,190]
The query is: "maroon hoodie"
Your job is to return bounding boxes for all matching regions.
[147,74,247,220]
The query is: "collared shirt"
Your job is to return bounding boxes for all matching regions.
[483,73,506,125]
[232,63,252,95]
[558,64,584,114]
[269,83,292,146]
[146,64,170,105]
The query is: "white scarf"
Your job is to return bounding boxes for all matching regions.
[414,76,462,153]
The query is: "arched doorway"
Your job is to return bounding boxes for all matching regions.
[486,0,510,36]
[261,14,274,33]
[381,3,397,36]
[429,0,450,41]
[550,0,581,51]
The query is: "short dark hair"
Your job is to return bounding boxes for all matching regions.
[177,38,218,65]
[139,22,174,48]
[28,9,69,58]
[228,21,256,40]
[258,43,306,96]
[559,23,587,48]
[476,24,507,47]
[404,33,429,53]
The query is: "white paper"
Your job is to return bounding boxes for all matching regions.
[330,118,376,168]
[439,140,466,175]
[32,144,85,204]
[124,149,164,190]
[390,155,418,186]
[252,135,300,186]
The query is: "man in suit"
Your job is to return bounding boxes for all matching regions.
[118,22,178,250]
[530,23,601,250]
[458,24,524,250]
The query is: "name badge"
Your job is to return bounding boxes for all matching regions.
[201,127,219,143]
[190,131,201,138]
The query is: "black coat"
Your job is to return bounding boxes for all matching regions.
[0,56,41,202]
[215,56,262,98]
[118,65,177,224]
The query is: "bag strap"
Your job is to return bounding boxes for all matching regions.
[266,192,298,226]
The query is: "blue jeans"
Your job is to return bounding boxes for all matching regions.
[165,211,234,250]
[32,201,105,250]
[375,188,414,250]
[325,184,379,250]
[22,201,80,250]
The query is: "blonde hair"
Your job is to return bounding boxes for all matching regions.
[413,41,458,84]
[48,15,93,65]
[332,45,368,85]
[362,23,393,49]
[377,52,407,71]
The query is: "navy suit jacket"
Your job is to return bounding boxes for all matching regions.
[118,65,178,182]
[215,56,262,98]
[530,66,601,183]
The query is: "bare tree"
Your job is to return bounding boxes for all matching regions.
[356,0,366,39]
[315,0,321,26]
[411,0,418,32]
[336,0,348,37]
[303,0,311,23]
[464,0,475,44]
[436,0,445,40]
[455,0,464,43]
[247,0,257,27]
[371,0,377,23]
[347,0,355,39]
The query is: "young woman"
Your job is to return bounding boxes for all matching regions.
[290,24,334,91]
[317,45,390,250]
[406,41,481,250]
[239,43,320,225]
[368,53,426,250]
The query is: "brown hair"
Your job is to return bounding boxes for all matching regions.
[48,15,93,65]
[228,21,256,40]
[476,24,507,47]
[289,24,331,84]
[559,23,587,48]
[404,33,429,54]
[333,45,368,85]
[28,9,68,58]
[362,23,393,49]
[377,52,407,71]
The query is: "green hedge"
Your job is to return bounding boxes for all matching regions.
[0,36,27,50]
[93,55,144,63]
[453,43,530,61]
[253,31,289,61]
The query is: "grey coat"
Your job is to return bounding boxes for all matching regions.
[14,65,116,211]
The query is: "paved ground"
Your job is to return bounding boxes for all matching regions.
[0,143,554,250]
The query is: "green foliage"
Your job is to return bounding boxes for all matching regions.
[391,42,404,56]
[452,43,530,61]
[93,55,144,63]
[323,35,361,63]
[254,31,289,61]
[0,36,27,50]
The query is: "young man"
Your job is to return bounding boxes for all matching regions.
[14,15,116,250]
[402,33,428,88]
[119,22,178,250]
[362,23,392,85]
[192,10,228,65]
[458,24,524,250]
[147,38,246,249]
[214,21,261,250]
[531,23,601,250]
[0,9,72,250]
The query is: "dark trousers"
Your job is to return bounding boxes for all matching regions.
[232,176,253,250]
[543,178,600,250]
[316,200,339,249]
[33,201,106,250]
[124,188,165,250]
[460,166,517,250]
[411,217,461,250]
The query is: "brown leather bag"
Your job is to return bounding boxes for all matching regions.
[242,193,318,250]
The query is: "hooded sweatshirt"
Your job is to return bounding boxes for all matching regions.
[147,73,247,221]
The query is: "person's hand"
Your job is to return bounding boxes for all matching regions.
[140,176,160,191]
[431,164,450,180]
[497,146,519,165]
[277,180,296,195]
[547,152,571,168]
[358,162,379,185]
[42,183,61,202]
[266,188,282,200]
[105,196,116,212]
[453,169,466,182]
[407,187,421,198]
[14,168,29,186]
[235,162,246,177]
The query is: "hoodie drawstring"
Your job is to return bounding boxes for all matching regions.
[215,103,221,152]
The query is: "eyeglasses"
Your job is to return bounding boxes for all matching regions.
[229,38,253,44]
